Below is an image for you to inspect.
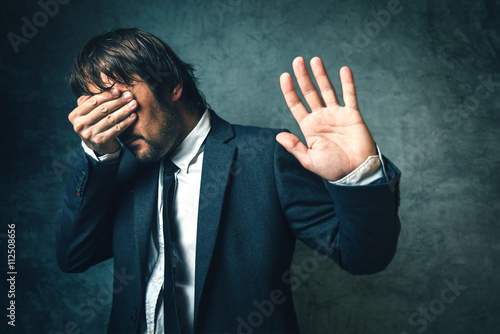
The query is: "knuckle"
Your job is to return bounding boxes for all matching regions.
[73,122,83,133]
[80,129,91,140]
[77,95,89,106]
[88,97,98,106]
[93,134,104,145]
[303,87,317,96]
[114,124,121,132]
[99,105,108,113]
[107,115,115,124]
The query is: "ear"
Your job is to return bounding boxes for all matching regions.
[171,84,183,102]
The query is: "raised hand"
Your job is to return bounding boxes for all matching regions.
[68,88,138,156]
[276,57,377,181]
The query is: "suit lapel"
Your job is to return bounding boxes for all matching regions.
[126,111,235,325]
[194,111,236,323]
[132,162,159,293]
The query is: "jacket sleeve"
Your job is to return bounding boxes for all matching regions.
[56,145,122,273]
[274,141,401,275]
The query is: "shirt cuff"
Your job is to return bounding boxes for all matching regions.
[330,144,386,186]
[81,141,122,162]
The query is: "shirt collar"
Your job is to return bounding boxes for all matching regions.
[170,109,211,173]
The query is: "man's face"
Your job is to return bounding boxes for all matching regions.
[89,75,189,163]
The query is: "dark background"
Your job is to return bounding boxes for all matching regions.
[1,0,499,333]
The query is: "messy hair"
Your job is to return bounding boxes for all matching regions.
[69,28,207,113]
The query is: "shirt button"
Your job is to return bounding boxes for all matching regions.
[154,275,162,282]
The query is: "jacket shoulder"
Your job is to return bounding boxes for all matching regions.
[230,123,284,147]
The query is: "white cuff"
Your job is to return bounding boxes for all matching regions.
[331,144,385,186]
[81,141,121,162]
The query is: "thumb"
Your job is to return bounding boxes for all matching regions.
[276,132,312,169]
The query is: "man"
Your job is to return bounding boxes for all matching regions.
[56,28,401,334]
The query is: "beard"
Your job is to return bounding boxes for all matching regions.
[128,136,169,164]
[119,99,187,164]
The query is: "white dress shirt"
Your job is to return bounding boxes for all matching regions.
[143,110,211,334]
[81,110,386,334]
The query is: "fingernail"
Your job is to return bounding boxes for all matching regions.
[123,92,133,100]
[130,113,136,119]
[128,100,137,108]
[111,88,120,98]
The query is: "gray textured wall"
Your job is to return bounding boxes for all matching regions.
[1,0,499,333]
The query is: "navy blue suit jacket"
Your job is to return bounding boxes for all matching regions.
[56,111,401,333]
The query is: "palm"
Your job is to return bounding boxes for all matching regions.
[277,57,376,181]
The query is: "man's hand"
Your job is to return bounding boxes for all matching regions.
[277,57,376,181]
[68,88,138,156]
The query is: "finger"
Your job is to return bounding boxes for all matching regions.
[90,99,137,134]
[70,95,92,123]
[75,89,124,117]
[83,91,135,126]
[310,57,339,107]
[77,95,91,106]
[73,95,136,139]
[280,72,309,123]
[292,57,324,111]
[276,132,313,170]
[340,66,359,110]
[93,112,137,145]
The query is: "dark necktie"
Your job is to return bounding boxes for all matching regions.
[163,158,181,333]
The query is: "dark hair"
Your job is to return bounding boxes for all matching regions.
[70,28,207,113]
